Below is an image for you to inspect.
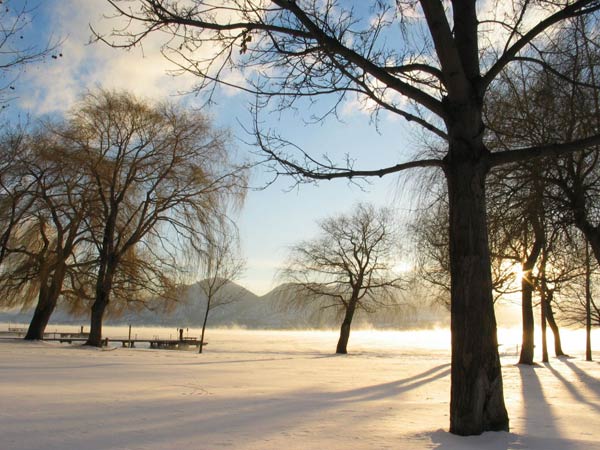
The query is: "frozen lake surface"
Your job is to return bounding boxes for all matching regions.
[0,327,599,449]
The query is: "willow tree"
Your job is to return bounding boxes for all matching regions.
[102,0,600,435]
[56,89,246,347]
[0,127,37,268]
[0,126,92,339]
[22,134,92,340]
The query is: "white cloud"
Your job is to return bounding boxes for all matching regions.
[17,0,202,115]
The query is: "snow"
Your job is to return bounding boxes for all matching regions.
[1,327,599,450]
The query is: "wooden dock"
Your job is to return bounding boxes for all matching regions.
[34,336,203,350]
[1,326,204,350]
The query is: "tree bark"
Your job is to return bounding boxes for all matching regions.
[336,299,357,354]
[25,264,67,340]
[87,289,110,347]
[86,259,115,347]
[518,232,543,365]
[541,291,548,363]
[25,288,57,340]
[445,155,509,435]
[543,292,566,357]
[519,276,536,364]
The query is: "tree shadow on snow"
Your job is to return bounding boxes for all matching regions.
[545,360,600,414]
[421,365,569,450]
[427,428,592,450]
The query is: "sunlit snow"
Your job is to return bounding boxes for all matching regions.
[1,326,599,449]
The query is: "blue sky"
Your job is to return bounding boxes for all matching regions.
[8,0,431,295]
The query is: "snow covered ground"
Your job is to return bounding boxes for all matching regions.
[0,327,599,450]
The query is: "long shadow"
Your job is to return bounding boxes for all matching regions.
[516,364,562,439]
[321,363,450,403]
[7,363,452,450]
[546,360,600,413]
[561,358,600,386]
[425,365,565,450]
[428,429,525,450]
[153,352,338,367]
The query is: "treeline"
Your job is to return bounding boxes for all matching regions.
[0,89,246,346]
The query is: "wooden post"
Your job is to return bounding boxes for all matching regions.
[128,324,132,348]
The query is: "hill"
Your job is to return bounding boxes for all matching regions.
[0,281,447,329]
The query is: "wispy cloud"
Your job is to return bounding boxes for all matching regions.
[17,0,199,115]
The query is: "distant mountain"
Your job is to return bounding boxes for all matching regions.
[0,281,448,329]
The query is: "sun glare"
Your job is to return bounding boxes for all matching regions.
[392,261,413,274]
[512,264,526,281]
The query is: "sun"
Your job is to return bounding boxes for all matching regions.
[512,264,526,281]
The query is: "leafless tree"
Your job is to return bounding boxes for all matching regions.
[281,203,404,354]
[484,16,600,361]
[0,126,37,267]
[196,227,245,353]
[486,161,548,365]
[534,230,583,361]
[0,127,92,339]
[556,234,600,355]
[52,89,246,347]
[21,133,92,339]
[99,0,600,434]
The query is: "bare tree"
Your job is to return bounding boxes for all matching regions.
[0,127,93,339]
[52,89,246,347]
[484,16,600,361]
[99,0,600,434]
[196,227,245,353]
[0,126,37,267]
[557,233,600,352]
[281,203,404,354]
[486,162,547,365]
[21,133,92,339]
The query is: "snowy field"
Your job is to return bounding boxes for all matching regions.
[1,326,599,450]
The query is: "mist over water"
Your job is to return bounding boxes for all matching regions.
[3,323,598,358]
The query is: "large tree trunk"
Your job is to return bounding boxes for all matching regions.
[519,276,536,365]
[86,260,115,347]
[25,265,67,340]
[25,287,57,340]
[412,0,509,435]
[336,300,357,354]
[446,155,509,435]
[519,277,534,365]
